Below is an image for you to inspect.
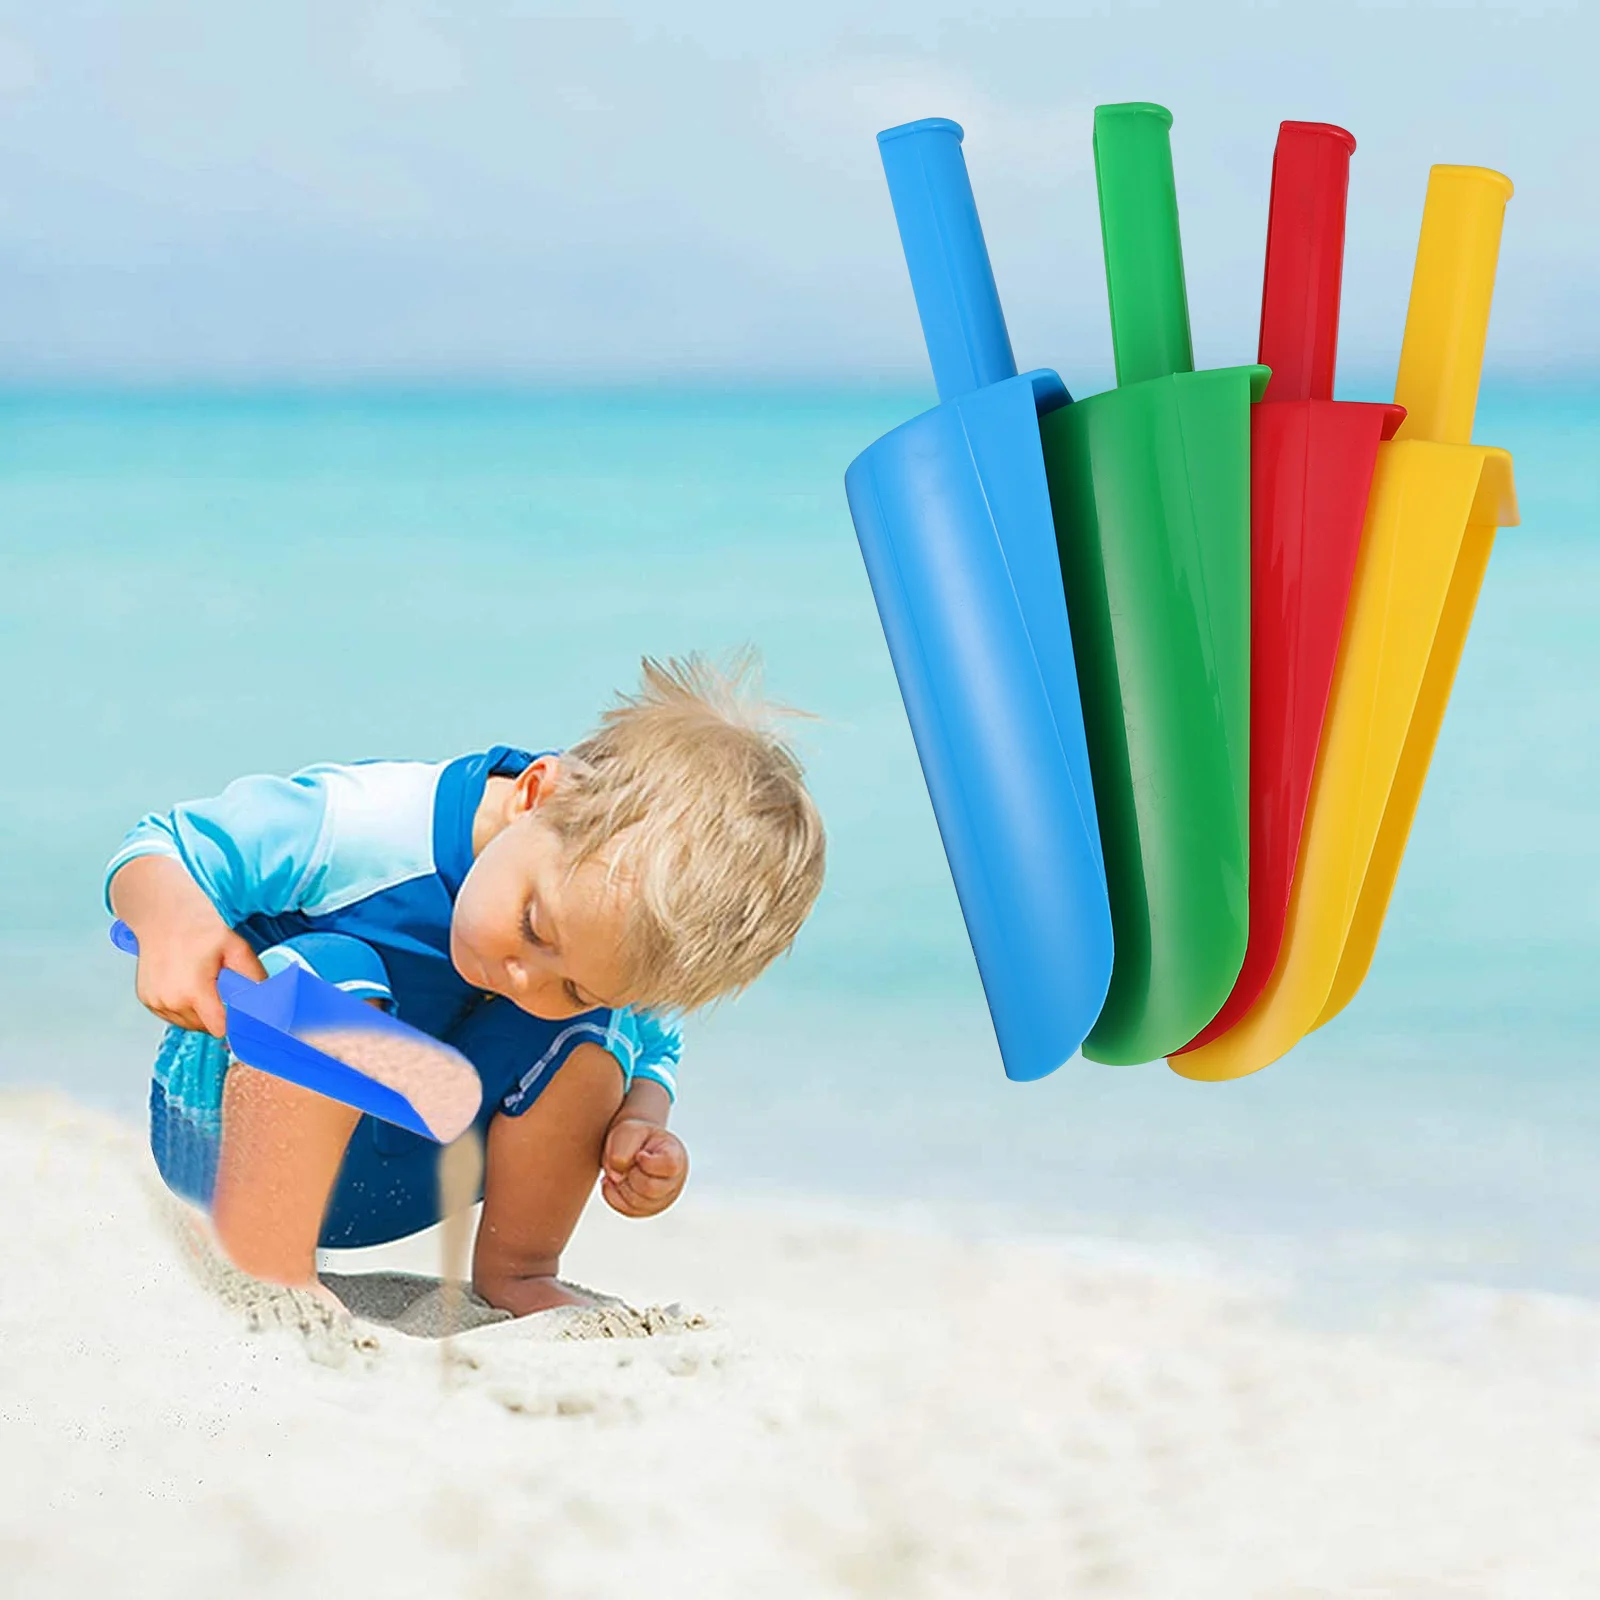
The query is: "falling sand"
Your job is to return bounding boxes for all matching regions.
[299,1025,481,1143]
[436,1127,485,1367]
[302,1026,490,1362]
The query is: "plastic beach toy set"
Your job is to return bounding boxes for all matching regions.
[845,104,1517,1085]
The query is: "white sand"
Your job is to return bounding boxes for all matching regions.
[6,1090,1600,1597]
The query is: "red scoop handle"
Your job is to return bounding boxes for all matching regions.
[1258,121,1356,402]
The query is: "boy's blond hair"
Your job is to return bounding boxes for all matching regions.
[541,653,825,1013]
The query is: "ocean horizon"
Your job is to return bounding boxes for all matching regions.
[3,380,1596,1302]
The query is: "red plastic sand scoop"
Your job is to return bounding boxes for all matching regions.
[1176,122,1404,1055]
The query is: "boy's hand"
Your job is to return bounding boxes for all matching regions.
[137,924,266,1038]
[600,1118,688,1218]
[110,855,265,1037]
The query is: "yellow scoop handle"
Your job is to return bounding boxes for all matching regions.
[1393,165,1513,445]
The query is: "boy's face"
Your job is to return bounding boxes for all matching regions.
[451,763,633,1021]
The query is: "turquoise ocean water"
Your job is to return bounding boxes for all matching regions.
[2,386,1596,1294]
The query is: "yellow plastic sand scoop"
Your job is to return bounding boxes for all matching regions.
[1171,164,1519,1083]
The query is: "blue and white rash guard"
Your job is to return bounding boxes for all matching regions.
[104,745,682,1111]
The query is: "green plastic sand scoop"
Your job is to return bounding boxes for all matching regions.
[1040,103,1268,1064]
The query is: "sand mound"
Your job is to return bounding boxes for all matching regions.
[318,1270,705,1341]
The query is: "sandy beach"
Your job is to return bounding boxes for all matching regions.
[5,1088,1600,1597]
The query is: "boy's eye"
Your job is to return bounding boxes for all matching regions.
[522,905,548,948]
[564,980,585,1008]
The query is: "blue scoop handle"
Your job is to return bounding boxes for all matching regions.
[111,919,253,1004]
[878,118,1018,402]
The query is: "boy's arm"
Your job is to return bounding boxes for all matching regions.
[591,1009,687,1217]
[473,1042,628,1316]
[106,769,332,1035]
[473,1053,691,1317]
[105,769,332,927]
[109,855,266,1036]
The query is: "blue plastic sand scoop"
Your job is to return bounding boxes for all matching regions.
[844,118,1114,1081]
[111,921,481,1143]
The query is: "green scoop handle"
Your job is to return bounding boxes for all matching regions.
[1095,102,1195,387]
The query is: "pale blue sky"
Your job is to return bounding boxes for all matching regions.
[0,1,1592,385]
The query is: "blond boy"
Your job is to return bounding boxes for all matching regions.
[107,657,824,1314]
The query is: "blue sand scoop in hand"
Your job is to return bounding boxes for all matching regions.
[844,118,1113,1081]
[111,920,481,1143]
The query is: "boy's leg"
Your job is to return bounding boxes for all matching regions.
[213,1063,361,1286]
[145,931,391,1282]
[473,1041,625,1315]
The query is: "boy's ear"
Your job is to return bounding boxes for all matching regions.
[510,756,560,816]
